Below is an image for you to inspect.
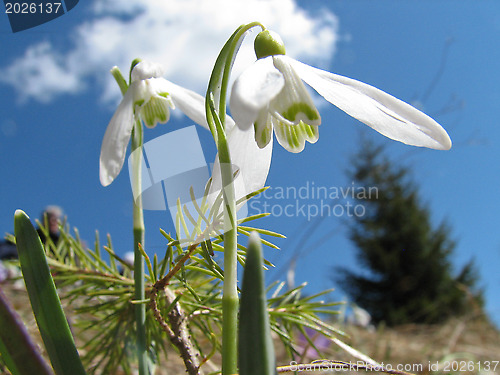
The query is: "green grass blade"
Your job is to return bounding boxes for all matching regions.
[238,232,277,375]
[14,210,86,375]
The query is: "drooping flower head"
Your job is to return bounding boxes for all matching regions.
[230,29,452,153]
[99,60,208,186]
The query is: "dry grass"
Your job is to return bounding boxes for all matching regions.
[1,278,499,375]
[285,316,500,374]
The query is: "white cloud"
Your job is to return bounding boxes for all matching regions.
[2,42,82,103]
[0,0,339,104]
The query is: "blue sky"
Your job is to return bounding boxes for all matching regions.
[1,0,499,327]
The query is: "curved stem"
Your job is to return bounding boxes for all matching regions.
[205,21,265,375]
[205,22,265,141]
[218,22,265,119]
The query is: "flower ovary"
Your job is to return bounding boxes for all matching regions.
[254,30,286,59]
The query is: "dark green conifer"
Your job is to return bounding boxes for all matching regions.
[336,141,482,325]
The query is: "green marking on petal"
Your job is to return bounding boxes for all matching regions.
[271,56,321,127]
[305,123,314,137]
[289,125,299,149]
[259,124,272,146]
[273,119,319,153]
[299,121,319,143]
[134,99,145,108]
[254,113,273,148]
[140,96,171,128]
[281,102,320,123]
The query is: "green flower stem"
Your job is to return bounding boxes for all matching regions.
[112,65,149,375]
[218,136,239,375]
[205,22,265,140]
[131,120,149,375]
[205,22,264,375]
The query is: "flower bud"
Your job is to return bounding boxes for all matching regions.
[254,29,286,59]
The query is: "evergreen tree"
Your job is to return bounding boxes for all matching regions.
[336,141,482,325]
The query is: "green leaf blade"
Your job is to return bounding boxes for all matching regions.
[14,210,86,375]
[238,232,277,375]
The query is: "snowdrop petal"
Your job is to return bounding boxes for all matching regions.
[99,90,135,186]
[164,81,214,130]
[254,110,273,149]
[230,56,284,129]
[228,125,273,197]
[209,125,272,209]
[290,58,452,150]
[273,120,319,153]
[271,56,321,127]
[131,60,165,81]
[100,59,213,187]
[140,96,172,128]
